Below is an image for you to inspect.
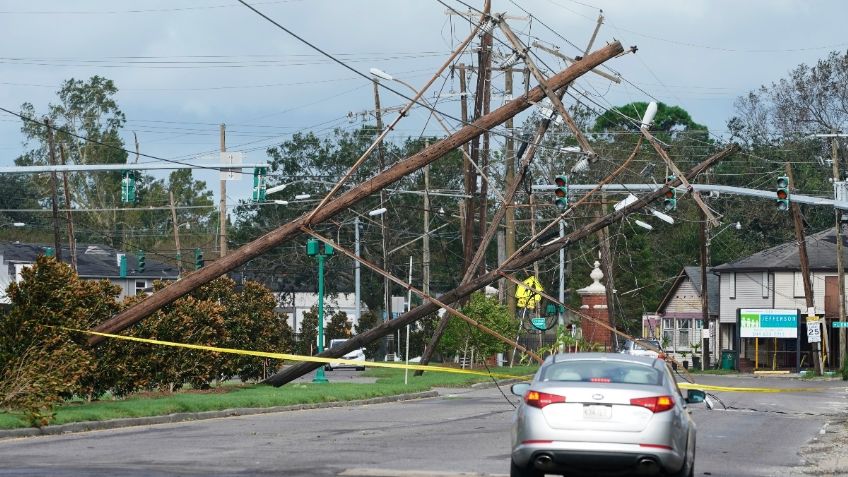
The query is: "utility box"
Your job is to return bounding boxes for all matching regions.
[306,238,320,256]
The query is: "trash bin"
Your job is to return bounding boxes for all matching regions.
[720,349,737,370]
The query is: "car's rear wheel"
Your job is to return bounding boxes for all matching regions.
[510,459,544,477]
[324,365,332,371]
[668,442,695,477]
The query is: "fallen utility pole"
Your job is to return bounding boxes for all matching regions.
[89,41,626,345]
[265,144,737,386]
[299,227,542,363]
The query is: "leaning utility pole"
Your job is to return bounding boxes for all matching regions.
[89,41,626,344]
[786,162,822,374]
[504,70,517,314]
[44,118,63,261]
[265,144,737,386]
[59,145,77,272]
[831,136,846,366]
[699,210,710,369]
[373,78,392,353]
[169,191,183,275]
[219,123,228,257]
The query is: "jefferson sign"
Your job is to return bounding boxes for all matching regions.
[739,309,798,339]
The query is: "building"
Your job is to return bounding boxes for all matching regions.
[712,228,847,370]
[648,266,718,361]
[0,242,180,303]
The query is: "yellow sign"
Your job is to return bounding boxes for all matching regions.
[515,276,543,309]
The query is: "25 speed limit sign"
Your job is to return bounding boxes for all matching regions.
[807,322,822,343]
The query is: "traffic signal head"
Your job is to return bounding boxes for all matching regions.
[194,248,204,269]
[554,174,569,209]
[121,170,137,204]
[663,188,677,211]
[137,250,145,273]
[776,176,790,211]
[252,167,267,202]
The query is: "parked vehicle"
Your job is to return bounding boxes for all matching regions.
[621,338,664,358]
[509,353,705,477]
[324,339,366,371]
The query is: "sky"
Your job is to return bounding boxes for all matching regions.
[1,0,846,207]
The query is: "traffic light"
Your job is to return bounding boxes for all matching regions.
[121,170,137,204]
[194,248,204,270]
[663,175,677,211]
[252,167,267,202]
[137,250,145,273]
[554,174,569,209]
[776,176,790,211]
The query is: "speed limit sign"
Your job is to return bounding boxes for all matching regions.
[807,321,821,343]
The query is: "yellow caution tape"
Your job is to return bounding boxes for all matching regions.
[678,382,824,393]
[62,327,531,381]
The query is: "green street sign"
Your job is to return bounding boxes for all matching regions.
[530,317,547,330]
[833,321,848,328]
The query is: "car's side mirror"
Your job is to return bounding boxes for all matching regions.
[685,389,706,404]
[511,383,530,397]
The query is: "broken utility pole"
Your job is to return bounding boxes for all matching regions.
[265,144,737,386]
[88,41,627,345]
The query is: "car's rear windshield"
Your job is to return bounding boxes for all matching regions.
[540,360,662,385]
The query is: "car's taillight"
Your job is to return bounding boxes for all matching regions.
[630,395,675,413]
[525,390,565,409]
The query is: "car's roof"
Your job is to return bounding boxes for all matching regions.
[544,352,660,366]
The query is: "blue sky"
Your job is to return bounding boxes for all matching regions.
[1,0,846,205]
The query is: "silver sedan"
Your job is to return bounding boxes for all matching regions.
[510,353,706,477]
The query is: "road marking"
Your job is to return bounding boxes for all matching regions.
[339,469,508,477]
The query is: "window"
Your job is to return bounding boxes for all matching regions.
[694,319,704,330]
[135,280,147,296]
[662,318,674,347]
[541,360,662,386]
[729,273,736,299]
[762,272,769,298]
[677,319,690,346]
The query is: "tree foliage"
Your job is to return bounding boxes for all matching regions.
[438,293,516,363]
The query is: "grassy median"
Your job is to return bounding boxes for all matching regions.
[0,365,538,429]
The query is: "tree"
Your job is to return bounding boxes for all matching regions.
[593,101,708,137]
[354,310,381,359]
[298,307,319,356]
[0,256,121,424]
[438,293,516,365]
[325,310,352,341]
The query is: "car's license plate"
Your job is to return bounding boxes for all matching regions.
[583,404,612,419]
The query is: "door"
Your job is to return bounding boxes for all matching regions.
[825,276,839,318]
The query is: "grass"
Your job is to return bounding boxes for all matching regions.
[0,364,539,430]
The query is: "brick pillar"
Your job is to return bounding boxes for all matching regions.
[577,260,612,350]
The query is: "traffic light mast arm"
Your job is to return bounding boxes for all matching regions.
[640,128,719,227]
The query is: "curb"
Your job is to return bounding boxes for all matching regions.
[0,390,439,440]
[471,377,525,389]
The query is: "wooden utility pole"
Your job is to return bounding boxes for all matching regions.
[504,68,517,314]
[59,145,77,271]
[219,124,228,257]
[786,162,822,374]
[170,191,183,275]
[477,28,492,263]
[266,145,737,385]
[89,41,626,344]
[44,118,63,261]
[831,136,846,366]
[373,79,392,343]
[423,140,431,297]
[699,210,710,369]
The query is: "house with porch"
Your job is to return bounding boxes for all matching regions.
[645,266,718,363]
[712,228,846,371]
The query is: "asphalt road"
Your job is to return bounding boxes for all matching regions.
[0,373,845,477]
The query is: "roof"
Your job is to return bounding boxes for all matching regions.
[712,228,846,272]
[655,266,719,315]
[0,242,179,280]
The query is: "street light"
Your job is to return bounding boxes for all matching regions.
[306,238,333,384]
